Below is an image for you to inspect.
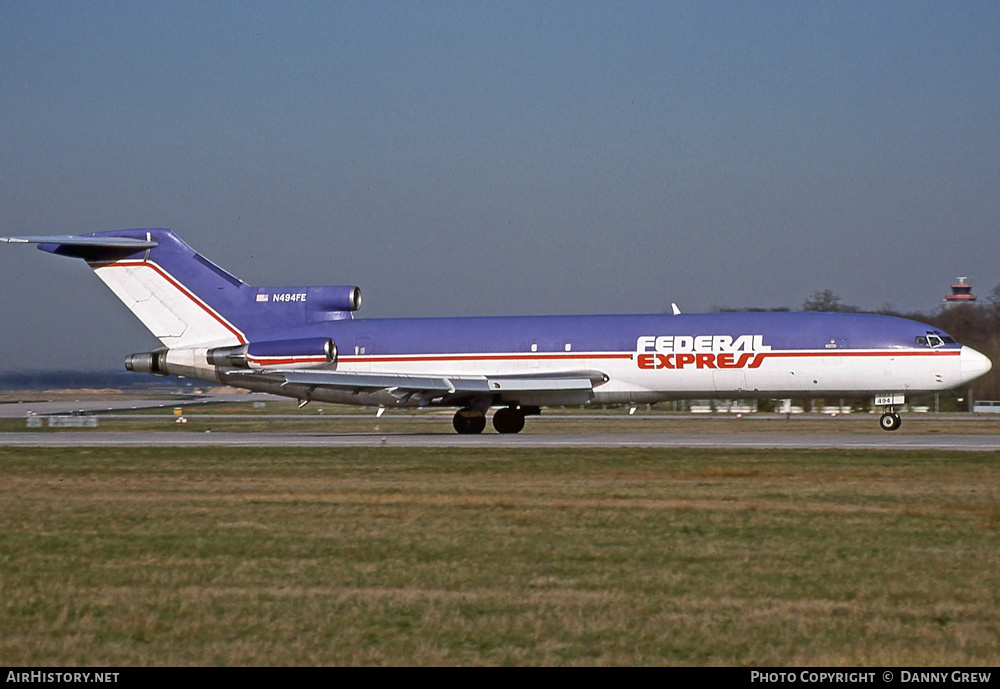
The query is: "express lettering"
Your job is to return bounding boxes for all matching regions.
[637,352,767,370]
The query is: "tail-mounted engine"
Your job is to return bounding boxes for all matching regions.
[207,337,337,370]
[126,337,337,380]
[254,285,362,323]
[125,348,169,376]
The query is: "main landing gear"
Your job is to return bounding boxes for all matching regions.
[452,406,539,434]
[879,410,902,431]
[492,406,526,434]
[452,409,487,435]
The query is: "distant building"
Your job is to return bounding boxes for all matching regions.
[943,277,977,307]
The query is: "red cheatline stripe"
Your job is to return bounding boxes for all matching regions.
[91,260,247,344]
[249,356,328,366]
[755,350,960,360]
[338,353,632,364]
[337,349,960,365]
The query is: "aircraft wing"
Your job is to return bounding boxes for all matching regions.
[227,368,609,406]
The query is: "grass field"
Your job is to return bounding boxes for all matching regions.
[1,446,998,666]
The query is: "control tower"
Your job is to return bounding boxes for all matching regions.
[943,277,977,306]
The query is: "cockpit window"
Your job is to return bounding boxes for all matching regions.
[915,333,950,348]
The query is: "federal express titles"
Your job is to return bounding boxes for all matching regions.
[635,334,771,370]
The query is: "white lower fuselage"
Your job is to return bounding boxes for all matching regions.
[208,344,978,409]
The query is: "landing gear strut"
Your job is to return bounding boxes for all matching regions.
[879,410,902,431]
[452,409,486,434]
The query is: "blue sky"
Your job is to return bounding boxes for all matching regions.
[2,1,999,371]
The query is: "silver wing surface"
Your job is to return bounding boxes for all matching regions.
[225,368,609,407]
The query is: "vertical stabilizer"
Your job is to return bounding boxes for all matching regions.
[88,230,250,347]
[8,229,250,347]
[4,229,363,347]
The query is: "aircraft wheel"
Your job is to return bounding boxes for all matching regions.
[493,407,526,434]
[453,409,486,434]
[879,412,902,432]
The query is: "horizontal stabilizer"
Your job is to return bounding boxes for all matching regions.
[1,235,158,249]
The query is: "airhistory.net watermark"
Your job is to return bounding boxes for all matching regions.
[6,673,119,684]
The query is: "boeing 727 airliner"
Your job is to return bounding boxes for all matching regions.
[3,229,992,433]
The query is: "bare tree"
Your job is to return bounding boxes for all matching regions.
[802,290,858,313]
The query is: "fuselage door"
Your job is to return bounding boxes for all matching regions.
[353,336,372,372]
[711,365,747,395]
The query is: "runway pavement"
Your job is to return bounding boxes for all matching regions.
[2,394,998,450]
[2,430,998,450]
[0,395,270,418]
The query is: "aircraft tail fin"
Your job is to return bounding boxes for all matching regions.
[2,229,361,348]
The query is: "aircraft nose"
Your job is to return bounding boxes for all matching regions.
[960,346,992,383]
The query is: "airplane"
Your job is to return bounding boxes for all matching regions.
[2,228,992,433]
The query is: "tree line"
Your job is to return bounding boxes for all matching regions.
[717,285,1000,405]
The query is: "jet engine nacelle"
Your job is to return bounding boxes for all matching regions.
[312,285,361,312]
[207,337,337,370]
[125,346,216,380]
[125,349,169,376]
[256,285,362,319]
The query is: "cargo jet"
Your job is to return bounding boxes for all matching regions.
[3,229,992,433]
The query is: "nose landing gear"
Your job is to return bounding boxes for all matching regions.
[875,395,905,432]
[879,410,902,431]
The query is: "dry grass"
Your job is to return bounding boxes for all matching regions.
[1,446,999,665]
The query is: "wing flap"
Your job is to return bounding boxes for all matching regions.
[235,369,608,400]
[485,375,597,392]
[280,370,485,394]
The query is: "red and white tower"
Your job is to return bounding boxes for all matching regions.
[943,277,977,306]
